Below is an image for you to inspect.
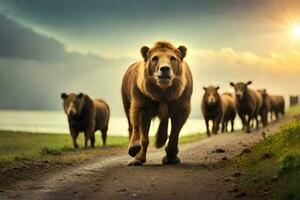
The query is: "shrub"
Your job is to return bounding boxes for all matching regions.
[277,152,300,175]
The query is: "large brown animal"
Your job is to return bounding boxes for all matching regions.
[270,95,285,120]
[230,81,262,133]
[221,92,236,132]
[61,93,110,148]
[201,86,222,136]
[258,89,272,127]
[121,41,193,166]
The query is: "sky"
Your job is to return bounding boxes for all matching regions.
[0,0,299,117]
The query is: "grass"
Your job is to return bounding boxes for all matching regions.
[0,130,206,164]
[288,104,300,115]
[230,120,300,200]
[0,131,129,164]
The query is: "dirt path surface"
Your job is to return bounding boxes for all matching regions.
[0,117,290,200]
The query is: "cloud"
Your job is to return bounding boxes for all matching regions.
[0,13,134,116]
[191,47,300,74]
[0,13,111,65]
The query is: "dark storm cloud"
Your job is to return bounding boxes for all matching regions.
[0,13,132,113]
[0,0,272,28]
[0,13,110,64]
[0,14,66,60]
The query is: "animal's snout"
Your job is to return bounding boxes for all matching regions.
[236,92,243,100]
[208,96,216,105]
[67,103,77,116]
[160,66,170,73]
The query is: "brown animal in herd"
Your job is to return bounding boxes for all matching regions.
[121,41,193,166]
[61,93,110,148]
[230,81,262,133]
[258,89,272,127]
[201,87,236,136]
[201,86,222,136]
[221,92,236,132]
[270,95,285,120]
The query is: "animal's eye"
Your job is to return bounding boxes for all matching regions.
[151,56,158,62]
[170,56,176,61]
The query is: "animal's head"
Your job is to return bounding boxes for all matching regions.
[140,41,187,89]
[230,81,252,100]
[61,93,85,117]
[203,86,220,106]
[258,89,267,98]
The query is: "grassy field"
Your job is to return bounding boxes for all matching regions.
[229,120,300,199]
[288,104,300,115]
[0,130,206,164]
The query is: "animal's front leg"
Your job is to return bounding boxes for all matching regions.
[205,118,210,137]
[128,112,151,166]
[70,130,79,149]
[162,107,189,165]
[246,114,252,133]
[238,112,246,131]
[212,117,221,134]
[128,103,142,157]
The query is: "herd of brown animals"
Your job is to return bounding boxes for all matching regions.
[60,41,285,166]
[201,83,285,137]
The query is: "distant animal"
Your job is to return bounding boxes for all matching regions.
[258,89,272,127]
[61,93,110,148]
[230,81,262,133]
[201,86,222,136]
[121,41,193,166]
[270,95,285,120]
[221,92,236,132]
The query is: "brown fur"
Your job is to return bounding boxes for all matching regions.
[201,86,222,136]
[258,89,272,127]
[121,41,193,165]
[270,95,285,120]
[221,93,236,132]
[61,93,110,148]
[230,81,262,133]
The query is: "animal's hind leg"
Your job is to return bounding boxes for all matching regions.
[101,127,108,146]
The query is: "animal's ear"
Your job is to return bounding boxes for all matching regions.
[216,86,220,90]
[78,93,84,98]
[61,93,68,99]
[141,46,149,61]
[203,87,207,91]
[229,82,235,87]
[247,81,252,85]
[178,45,187,60]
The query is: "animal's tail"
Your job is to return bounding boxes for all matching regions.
[155,119,169,148]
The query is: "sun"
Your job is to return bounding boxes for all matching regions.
[291,24,300,38]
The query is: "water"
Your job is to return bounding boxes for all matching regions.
[0,110,223,136]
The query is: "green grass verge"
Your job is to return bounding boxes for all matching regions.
[288,104,300,115]
[0,131,205,164]
[230,120,300,200]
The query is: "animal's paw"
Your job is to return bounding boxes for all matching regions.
[127,158,144,166]
[162,155,181,165]
[128,144,141,157]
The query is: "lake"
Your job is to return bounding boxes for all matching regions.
[0,110,242,136]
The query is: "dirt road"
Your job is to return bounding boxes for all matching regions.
[0,117,290,200]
